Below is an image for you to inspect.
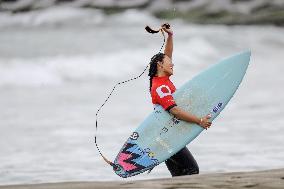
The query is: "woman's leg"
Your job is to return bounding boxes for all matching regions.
[165,147,199,177]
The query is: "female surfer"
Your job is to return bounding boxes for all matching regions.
[148,24,212,177]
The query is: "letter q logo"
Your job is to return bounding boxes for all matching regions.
[156,85,171,98]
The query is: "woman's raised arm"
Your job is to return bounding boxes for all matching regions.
[163,26,173,59]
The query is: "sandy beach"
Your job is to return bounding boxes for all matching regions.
[0,169,283,189]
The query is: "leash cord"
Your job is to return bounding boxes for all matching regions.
[94,63,150,167]
[94,25,166,168]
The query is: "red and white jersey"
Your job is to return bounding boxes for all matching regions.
[150,76,177,111]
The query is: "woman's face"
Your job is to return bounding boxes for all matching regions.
[158,55,174,76]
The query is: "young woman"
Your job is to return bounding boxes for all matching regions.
[148,24,212,177]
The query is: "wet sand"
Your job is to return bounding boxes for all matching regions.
[1,168,283,189]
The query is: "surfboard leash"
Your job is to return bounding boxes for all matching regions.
[94,24,168,170]
[94,64,150,169]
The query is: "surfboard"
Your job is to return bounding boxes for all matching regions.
[113,51,251,178]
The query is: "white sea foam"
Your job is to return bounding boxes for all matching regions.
[0,51,147,87]
[0,6,105,28]
[0,7,159,28]
[0,59,62,87]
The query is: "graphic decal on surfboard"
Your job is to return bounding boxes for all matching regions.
[114,134,159,178]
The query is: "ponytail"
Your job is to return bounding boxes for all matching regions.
[148,53,165,92]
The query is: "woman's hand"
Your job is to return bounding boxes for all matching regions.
[161,23,173,36]
[199,114,212,130]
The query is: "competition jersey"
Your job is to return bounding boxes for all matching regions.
[151,76,177,111]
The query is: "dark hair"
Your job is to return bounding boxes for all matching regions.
[148,53,165,91]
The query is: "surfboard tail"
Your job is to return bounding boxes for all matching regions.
[113,138,159,178]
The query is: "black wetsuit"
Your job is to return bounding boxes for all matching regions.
[165,147,199,177]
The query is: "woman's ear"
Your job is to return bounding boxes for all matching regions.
[157,61,163,69]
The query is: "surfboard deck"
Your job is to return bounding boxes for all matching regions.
[113,51,251,178]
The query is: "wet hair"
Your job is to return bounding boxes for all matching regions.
[148,53,165,91]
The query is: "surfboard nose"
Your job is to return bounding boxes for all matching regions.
[237,50,251,70]
[241,50,251,60]
[237,50,251,63]
[242,50,251,56]
[223,50,251,72]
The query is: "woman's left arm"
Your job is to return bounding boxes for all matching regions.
[163,26,173,59]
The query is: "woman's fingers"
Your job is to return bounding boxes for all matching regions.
[201,121,212,130]
[200,124,207,130]
[199,114,212,130]
[161,25,173,35]
[161,23,170,29]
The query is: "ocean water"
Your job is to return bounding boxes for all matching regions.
[0,8,284,185]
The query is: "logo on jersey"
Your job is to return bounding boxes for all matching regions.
[156,85,171,98]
